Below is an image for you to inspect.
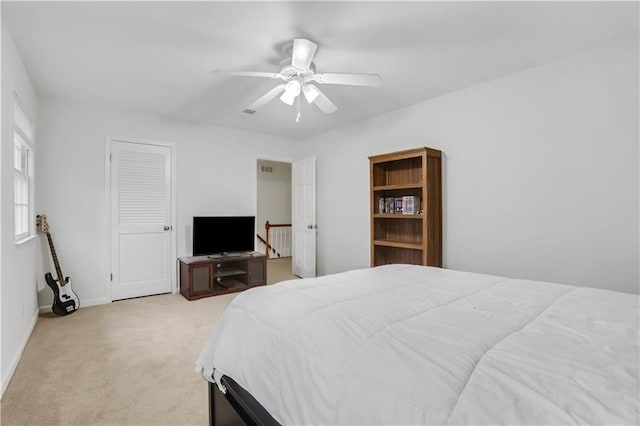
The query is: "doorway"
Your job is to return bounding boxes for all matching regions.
[256,159,292,259]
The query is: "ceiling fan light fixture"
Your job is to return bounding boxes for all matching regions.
[280,91,296,105]
[302,84,320,104]
[286,80,301,96]
[280,80,301,105]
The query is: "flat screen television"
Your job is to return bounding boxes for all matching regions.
[193,216,255,256]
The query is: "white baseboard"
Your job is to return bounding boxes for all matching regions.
[1,309,39,398]
[38,297,110,314]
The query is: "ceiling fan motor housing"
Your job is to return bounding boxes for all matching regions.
[279,58,316,82]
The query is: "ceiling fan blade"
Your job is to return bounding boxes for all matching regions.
[308,85,337,114]
[314,73,382,87]
[291,38,318,70]
[212,70,282,79]
[247,84,286,111]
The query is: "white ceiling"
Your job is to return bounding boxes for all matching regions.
[2,1,638,138]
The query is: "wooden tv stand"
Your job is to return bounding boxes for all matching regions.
[178,252,267,300]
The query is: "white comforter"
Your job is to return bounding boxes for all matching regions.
[196,265,639,425]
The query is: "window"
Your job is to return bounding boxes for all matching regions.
[13,95,34,242]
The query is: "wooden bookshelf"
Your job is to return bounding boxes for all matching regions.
[369,147,442,267]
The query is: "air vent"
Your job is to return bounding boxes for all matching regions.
[243,109,256,115]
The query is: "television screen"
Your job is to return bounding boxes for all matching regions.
[193,216,255,256]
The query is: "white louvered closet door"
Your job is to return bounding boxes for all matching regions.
[110,141,172,300]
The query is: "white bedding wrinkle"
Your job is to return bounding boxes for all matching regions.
[196,265,640,425]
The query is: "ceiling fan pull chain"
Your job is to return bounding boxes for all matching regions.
[296,95,301,123]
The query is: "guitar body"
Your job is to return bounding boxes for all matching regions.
[45,273,80,316]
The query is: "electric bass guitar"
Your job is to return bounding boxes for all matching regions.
[36,215,80,315]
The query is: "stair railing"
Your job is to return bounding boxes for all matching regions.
[264,221,291,259]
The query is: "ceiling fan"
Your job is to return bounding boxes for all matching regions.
[213,38,382,122]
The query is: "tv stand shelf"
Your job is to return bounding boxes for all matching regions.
[178,252,267,300]
[214,269,246,278]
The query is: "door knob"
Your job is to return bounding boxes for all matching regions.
[163,225,171,231]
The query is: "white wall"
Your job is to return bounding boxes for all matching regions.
[1,22,39,396]
[301,36,639,294]
[35,96,300,308]
[256,159,291,254]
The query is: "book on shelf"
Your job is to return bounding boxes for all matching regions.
[394,197,403,214]
[376,196,421,214]
[385,197,395,214]
[402,196,420,214]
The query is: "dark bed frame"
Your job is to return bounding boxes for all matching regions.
[209,375,281,426]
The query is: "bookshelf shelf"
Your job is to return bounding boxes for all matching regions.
[373,240,423,250]
[372,183,423,191]
[373,214,423,220]
[369,147,442,267]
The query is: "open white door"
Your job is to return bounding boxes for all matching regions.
[110,140,173,300]
[292,156,316,278]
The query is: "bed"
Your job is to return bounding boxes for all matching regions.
[196,264,639,425]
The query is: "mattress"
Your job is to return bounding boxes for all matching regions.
[196,264,639,425]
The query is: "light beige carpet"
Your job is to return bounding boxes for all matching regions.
[1,258,296,425]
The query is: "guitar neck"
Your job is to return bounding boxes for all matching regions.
[45,232,66,286]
